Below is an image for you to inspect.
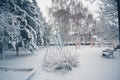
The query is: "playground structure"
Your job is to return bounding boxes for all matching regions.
[43,33,96,61]
[43,34,79,71]
[43,34,79,62]
[43,34,64,62]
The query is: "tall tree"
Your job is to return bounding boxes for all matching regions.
[0,0,49,50]
[117,0,120,46]
[48,0,95,42]
[95,0,119,45]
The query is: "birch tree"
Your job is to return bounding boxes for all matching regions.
[48,0,95,42]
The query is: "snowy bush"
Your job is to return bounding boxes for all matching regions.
[42,48,79,72]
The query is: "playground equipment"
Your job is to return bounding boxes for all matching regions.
[43,34,79,71]
[43,34,64,62]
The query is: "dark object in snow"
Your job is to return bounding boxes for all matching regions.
[54,63,72,71]
[0,41,3,60]
[8,43,12,49]
[114,45,120,51]
[29,48,34,54]
[16,42,19,56]
[102,49,114,58]
[20,29,29,39]
[18,41,23,47]
[116,45,120,49]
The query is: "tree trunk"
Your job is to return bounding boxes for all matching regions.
[117,0,120,46]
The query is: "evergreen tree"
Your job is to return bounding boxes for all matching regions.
[0,0,49,51]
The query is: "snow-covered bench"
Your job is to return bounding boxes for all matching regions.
[102,49,114,58]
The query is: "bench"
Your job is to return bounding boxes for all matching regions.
[102,49,114,58]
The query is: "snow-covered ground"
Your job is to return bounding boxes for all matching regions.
[0,46,120,80]
[0,48,46,80]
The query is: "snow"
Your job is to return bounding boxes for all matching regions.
[0,46,120,80]
[0,70,29,80]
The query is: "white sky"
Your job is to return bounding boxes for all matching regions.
[37,0,51,20]
[36,0,100,20]
[82,0,101,18]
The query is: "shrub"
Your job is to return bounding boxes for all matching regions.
[42,48,79,72]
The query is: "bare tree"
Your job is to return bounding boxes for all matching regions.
[48,0,95,43]
[95,0,119,45]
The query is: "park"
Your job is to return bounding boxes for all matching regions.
[0,0,120,80]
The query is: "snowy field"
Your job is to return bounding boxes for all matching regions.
[0,46,120,80]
